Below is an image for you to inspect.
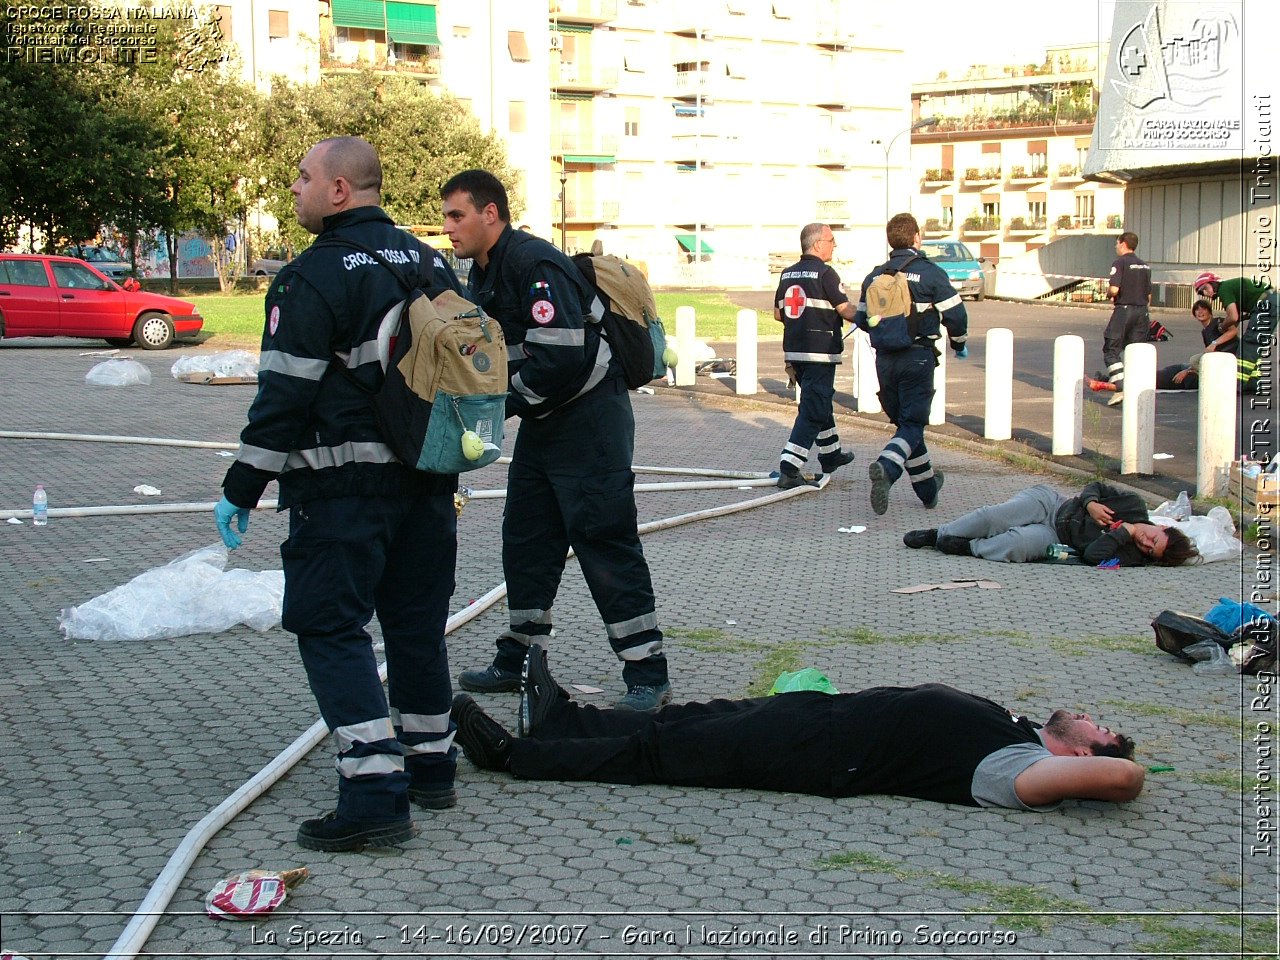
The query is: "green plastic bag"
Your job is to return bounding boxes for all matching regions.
[770,668,838,695]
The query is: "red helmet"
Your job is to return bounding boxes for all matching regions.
[1193,271,1221,294]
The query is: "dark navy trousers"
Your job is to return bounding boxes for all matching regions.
[281,492,457,821]
[874,344,942,504]
[498,376,667,687]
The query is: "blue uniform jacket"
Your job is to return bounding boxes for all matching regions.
[222,206,462,508]
[853,247,968,353]
[467,224,614,419]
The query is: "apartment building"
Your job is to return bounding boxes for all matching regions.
[210,0,322,89]
[306,0,913,286]
[908,43,1124,286]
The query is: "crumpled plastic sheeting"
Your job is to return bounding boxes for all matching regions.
[58,544,284,641]
[1151,503,1242,564]
[85,358,152,386]
[171,351,259,380]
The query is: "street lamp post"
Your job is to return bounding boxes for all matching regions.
[558,158,568,252]
[873,115,939,228]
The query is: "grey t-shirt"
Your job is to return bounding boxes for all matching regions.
[970,734,1061,811]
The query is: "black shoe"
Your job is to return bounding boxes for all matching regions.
[520,643,567,738]
[296,812,414,852]
[936,534,974,557]
[407,784,457,810]
[458,662,522,693]
[922,469,944,509]
[451,694,512,771]
[903,528,938,549]
[776,471,817,490]
[615,681,673,711]
[818,449,856,475]
[868,460,892,515]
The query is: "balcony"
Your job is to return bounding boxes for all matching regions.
[1055,164,1084,184]
[921,168,954,188]
[961,215,1001,238]
[961,167,1002,188]
[1006,165,1048,186]
[321,46,441,80]
[673,64,715,98]
[815,142,853,168]
[556,132,620,159]
[549,0,617,24]
[1005,216,1047,237]
[817,199,850,221]
[923,218,953,237]
[814,18,855,47]
[1054,215,1095,234]
[563,197,620,223]
[551,58,619,92]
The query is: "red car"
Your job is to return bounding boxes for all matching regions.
[0,254,203,349]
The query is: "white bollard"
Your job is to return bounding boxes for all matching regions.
[1197,353,1238,496]
[734,309,758,396]
[984,328,1014,440]
[929,345,946,425]
[675,305,696,387]
[1120,342,1157,475]
[1052,335,1084,456]
[851,328,880,414]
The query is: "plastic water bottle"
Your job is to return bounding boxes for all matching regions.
[1172,490,1191,521]
[32,484,48,526]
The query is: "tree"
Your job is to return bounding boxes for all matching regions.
[259,71,519,253]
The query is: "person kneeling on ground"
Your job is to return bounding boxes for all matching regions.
[450,645,1145,811]
[1157,298,1239,389]
[903,480,1198,566]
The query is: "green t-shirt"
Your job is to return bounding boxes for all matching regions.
[1217,277,1271,315]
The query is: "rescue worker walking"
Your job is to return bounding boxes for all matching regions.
[440,169,672,712]
[215,136,464,852]
[853,212,968,515]
[1100,232,1152,406]
[773,223,857,488]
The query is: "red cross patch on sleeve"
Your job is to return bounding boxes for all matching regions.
[531,300,556,324]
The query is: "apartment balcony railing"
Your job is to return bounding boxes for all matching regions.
[961,215,1001,236]
[549,0,617,24]
[563,197,621,222]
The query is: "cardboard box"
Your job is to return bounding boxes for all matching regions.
[1229,461,1280,510]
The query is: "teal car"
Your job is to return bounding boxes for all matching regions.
[920,240,989,301]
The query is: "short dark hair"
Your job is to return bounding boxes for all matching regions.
[440,169,510,222]
[886,213,920,250]
[1157,527,1198,566]
[1093,733,1136,760]
[1118,231,1140,250]
[1192,298,1213,316]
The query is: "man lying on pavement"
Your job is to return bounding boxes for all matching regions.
[450,645,1144,811]
[903,480,1198,566]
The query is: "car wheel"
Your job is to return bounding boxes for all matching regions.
[254,270,267,276]
[133,311,175,350]
[104,337,133,348]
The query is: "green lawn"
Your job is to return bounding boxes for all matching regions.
[192,289,779,346]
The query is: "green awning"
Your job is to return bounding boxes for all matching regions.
[676,234,714,254]
[331,0,385,30]
[551,91,594,101]
[386,0,439,45]
[553,22,594,33]
[562,154,615,164]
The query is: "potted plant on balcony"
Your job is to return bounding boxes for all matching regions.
[1106,214,1123,229]
[1056,214,1074,230]
[1009,164,1027,179]
[964,167,980,181]
[963,214,982,231]
[1008,216,1028,231]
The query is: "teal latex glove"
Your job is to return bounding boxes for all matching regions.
[954,345,969,359]
[214,495,250,549]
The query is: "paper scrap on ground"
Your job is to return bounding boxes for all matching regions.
[837,525,867,533]
[892,578,1000,594]
[58,544,283,641]
[634,386,655,395]
[570,684,605,694]
[216,450,235,457]
[7,517,22,524]
[133,484,162,496]
[83,557,109,563]
[1152,453,1174,460]
[206,867,308,921]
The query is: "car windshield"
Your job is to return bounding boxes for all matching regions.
[923,243,974,262]
[76,248,123,263]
